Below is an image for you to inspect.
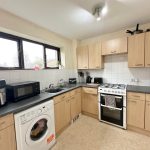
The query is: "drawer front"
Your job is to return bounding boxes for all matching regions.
[127,92,145,101]
[146,94,150,101]
[54,93,70,104]
[0,114,14,131]
[82,87,97,95]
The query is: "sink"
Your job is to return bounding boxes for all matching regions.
[45,88,64,93]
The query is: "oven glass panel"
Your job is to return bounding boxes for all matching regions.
[17,86,33,97]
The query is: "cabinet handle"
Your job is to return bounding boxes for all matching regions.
[96,66,99,68]
[132,95,140,98]
[129,100,137,103]
[0,121,5,126]
[135,64,143,66]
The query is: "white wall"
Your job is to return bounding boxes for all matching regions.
[81,54,150,86]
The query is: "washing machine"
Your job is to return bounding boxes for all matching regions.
[15,100,56,150]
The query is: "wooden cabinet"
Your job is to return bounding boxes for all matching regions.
[145,94,150,131]
[145,32,150,67]
[127,92,145,129]
[82,87,98,118]
[128,33,145,67]
[70,88,81,119]
[0,114,16,150]
[64,98,71,125]
[77,46,88,69]
[88,42,103,69]
[102,37,127,55]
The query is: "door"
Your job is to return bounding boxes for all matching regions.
[127,99,145,129]
[54,100,65,134]
[76,92,81,115]
[145,32,150,67]
[64,98,71,125]
[145,94,150,131]
[128,33,145,67]
[26,115,53,145]
[71,96,77,119]
[82,93,98,116]
[77,45,88,69]
[0,125,16,150]
[88,42,103,69]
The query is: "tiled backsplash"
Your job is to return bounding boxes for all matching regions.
[0,69,77,90]
[83,54,150,86]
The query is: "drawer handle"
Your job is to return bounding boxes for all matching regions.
[132,95,140,98]
[135,64,143,66]
[0,121,6,126]
[129,100,137,103]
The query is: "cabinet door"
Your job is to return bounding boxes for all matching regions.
[145,32,150,67]
[71,96,77,119]
[64,99,71,125]
[0,125,16,150]
[82,93,98,116]
[54,100,65,134]
[102,37,127,55]
[127,99,145,129]
[76,92,81,115]
[77,46,88,69]
[88,42,103,69]
[145,101,150,131]
[128,33,145,67]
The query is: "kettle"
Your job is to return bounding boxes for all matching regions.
[86,76,92,83]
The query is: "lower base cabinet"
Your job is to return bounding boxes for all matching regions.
[145,95,150,131]
[0,114,16,150]
[82,87,98,117]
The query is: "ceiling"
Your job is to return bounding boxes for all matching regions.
[0,0,150,40]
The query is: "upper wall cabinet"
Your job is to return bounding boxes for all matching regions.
[88,42,103,69]
[128,33,145,67]
[77,43,103,69]
[77,46,89,69]
[102,37,127,55]
[145,32,150,67]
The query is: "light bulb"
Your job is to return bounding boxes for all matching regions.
[97,16,101,21]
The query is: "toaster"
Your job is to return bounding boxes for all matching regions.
[69,78,77,84]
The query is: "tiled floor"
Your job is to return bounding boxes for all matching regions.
[52,115,150,150]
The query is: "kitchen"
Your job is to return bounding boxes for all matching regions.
[0,0,150,150]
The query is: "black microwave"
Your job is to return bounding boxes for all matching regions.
[6,81,40,102]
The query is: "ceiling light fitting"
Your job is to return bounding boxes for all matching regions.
[93,4,107,21]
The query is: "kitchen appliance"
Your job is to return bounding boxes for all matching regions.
[0,80,6,106]
[98,83,126,129]
[86,76,92,83]
[94,77,103,84]
[126,24,143,35]
[78,72,85,83]
[6,81,40,102]
[69,78,77,84]
[15,100,56,150]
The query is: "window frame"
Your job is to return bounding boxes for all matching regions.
[0,32,61,70]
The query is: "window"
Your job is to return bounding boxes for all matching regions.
[0,32,61,70]
[0,38,19,68]
[45,47,60,68]
[23,41,44,69]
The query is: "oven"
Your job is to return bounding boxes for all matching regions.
[99,93,126,129]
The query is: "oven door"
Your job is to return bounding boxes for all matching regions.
[100,93,123,126]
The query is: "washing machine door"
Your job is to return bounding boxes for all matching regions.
[25,114,53,146]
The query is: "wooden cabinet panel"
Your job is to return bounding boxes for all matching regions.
[77,46,88,69]
[76,92,81,115]
[88,42,103,69]
[145,101,150,131]
[70,96,77,119]
[82,87,97,95]
[102,37,127,55]
[54,99,65,134]
[128,33,145,67]
[0,125,16,150]
[127,92,145,101]
[82,90,98,116]
[145,32,150,67]
[64,99,71,125]
[127,98,145,129]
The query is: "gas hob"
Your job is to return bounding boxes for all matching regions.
[98,83,127,95]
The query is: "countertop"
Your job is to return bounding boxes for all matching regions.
[0,83,99,117]
[127,85,150,94]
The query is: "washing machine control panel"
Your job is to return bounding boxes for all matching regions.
[20,105,51,124]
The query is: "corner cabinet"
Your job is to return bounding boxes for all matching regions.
[128,33,145,67]
[145,32,150,67]
[77,46,89,69]
[102,37,127,55]
[88,42,104,69]
[0,114,16,150]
